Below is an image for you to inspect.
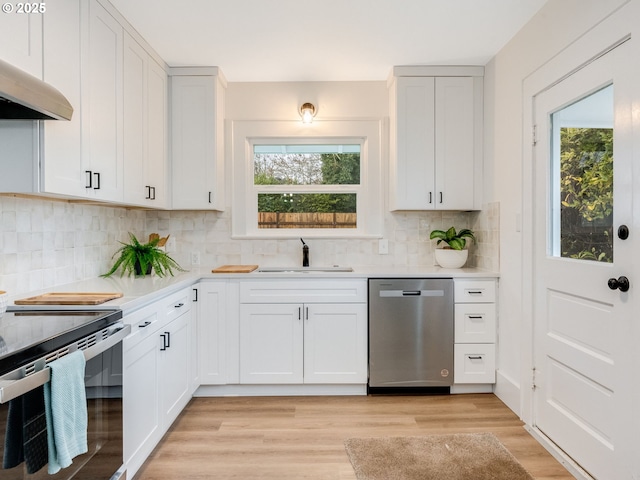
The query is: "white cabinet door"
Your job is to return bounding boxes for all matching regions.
[198,282,227,385]
[390,76,436,210]
[41,0,84,197]
[122,33,147,206]
[0,10,42,77]
[160,311,191,426]
[146,58,168,207]
[170,73,225,210]
[82,0,123,202]
[304,303,368,384]
[434,77,477,210]
[123,32,168,208]
[123,321,161,477]
[239,304,304,384]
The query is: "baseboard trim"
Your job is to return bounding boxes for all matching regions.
[195,384,367,397]
[494,370,521,415]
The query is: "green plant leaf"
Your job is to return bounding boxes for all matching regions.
[101,232,186,278]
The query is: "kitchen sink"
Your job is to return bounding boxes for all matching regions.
[257,266,354,273]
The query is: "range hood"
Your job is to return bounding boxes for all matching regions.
[0,58,73,120]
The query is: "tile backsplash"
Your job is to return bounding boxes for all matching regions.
[0,195,499,297]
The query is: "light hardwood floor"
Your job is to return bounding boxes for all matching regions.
[133,394,574,479]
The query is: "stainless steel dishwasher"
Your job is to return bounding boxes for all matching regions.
[368,278,454,393]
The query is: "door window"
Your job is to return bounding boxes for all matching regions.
[550,85,613,262]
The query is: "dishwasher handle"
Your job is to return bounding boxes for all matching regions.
[379,290,445,298]
[0,323,131,404]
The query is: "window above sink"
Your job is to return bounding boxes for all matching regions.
[230,119,383,239]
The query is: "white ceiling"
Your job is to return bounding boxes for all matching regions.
[109,0,548,82]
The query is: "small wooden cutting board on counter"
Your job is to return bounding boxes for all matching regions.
[15,292,124,305]
[212,265,259,273]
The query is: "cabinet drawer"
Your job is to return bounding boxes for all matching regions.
[454,304,496,343]
[240,280,367,304]
[161,288,192,323]
[454,344,495,384]
[454,280,495,303]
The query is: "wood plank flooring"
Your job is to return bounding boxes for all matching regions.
[133,394,574,480]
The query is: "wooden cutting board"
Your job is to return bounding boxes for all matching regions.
[212,265,259,273]
[15,292,124,305]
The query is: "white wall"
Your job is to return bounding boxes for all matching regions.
[486,0,630,413]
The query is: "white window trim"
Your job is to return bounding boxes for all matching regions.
[230,120,384,238]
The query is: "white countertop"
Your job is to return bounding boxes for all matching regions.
[7,265,498,313]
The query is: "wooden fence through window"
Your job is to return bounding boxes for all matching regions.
[259,212,357,229]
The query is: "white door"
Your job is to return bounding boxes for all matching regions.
[533,41,635,479]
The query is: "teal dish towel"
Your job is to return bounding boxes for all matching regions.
[44,350,88,474]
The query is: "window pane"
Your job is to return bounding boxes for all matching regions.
[551,85,613,262]
[254,145,360,186]
[258,193,357,229]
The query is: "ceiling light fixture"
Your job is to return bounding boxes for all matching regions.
[299,102,316,124]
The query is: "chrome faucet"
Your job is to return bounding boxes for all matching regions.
[301,238,309,267]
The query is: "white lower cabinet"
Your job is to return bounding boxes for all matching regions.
[196,281,227,385]
[238,280,368,385]
[453,279,497,385]
[123,288,193,479]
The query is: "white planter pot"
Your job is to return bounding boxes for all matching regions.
[434,249,468,269]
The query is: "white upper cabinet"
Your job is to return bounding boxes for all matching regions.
[41,0,84,197]
[0,9,42,77]
[123,32,168,208]
[170,69,226,210]
[389,67,483,211]
[81,0,124,202]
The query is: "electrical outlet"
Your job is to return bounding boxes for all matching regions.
[378,239,389,255]
[191,251,201,265]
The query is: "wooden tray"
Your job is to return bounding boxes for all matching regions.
[212,265,259,273]
[15,292,124,305]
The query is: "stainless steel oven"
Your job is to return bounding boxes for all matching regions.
[0,309,130,480]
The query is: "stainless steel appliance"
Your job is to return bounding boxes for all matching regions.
[0,308,129,479]
[368,278,454,393]
[0,58,73,120]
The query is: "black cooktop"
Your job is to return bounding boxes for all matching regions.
[0,309,123,376]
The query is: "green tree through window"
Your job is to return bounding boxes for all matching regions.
[559,127,613,262]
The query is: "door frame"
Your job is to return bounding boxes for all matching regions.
[520,4,637,479]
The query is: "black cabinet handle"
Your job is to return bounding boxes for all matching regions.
[208,191,212,204]
[193,288,198,302]
[139,320,151,328]
[160,331,171,350]
[306,306,309,320]
[151,186,156,200]
[428,192,432,204]
[85,170,92,189]
[175,302,184,308]
[439,192,443,204]
[468,315,484,319]
[145,186,152,200]
[467,356,483,360]
[93,172,101,190]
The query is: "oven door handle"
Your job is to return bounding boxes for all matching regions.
[0,323,131,404]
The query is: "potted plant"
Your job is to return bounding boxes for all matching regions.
[102,233,185,278]
[429,227,476,268]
